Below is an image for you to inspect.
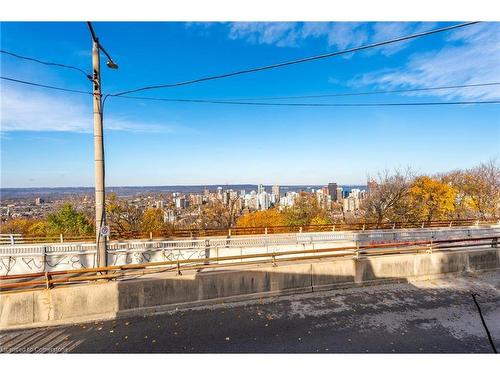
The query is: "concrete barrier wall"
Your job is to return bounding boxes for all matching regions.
[1,247,499,329]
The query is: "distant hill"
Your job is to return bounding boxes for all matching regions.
[0,184,367,199]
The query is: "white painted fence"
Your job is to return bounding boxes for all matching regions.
[0,225,498,276]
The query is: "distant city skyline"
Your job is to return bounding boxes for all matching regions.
[1,22,499,187]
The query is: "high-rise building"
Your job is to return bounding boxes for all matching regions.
[272,185,280,197]
[223,190,231,206]
[175,197,188,209]
[258,192,270,210]
[328,183,338,201]
[271,185,280,203]
[367,179,377,195]
[336,187,343,203]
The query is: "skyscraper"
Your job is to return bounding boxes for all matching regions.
[272,185,280,200]
[328,182,338,202]
[336,187,343,203]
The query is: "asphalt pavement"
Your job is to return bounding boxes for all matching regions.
[1,270,499,353]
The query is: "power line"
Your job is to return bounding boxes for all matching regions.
[3,75,498,107]
[0,49,91,80]
[1,76,92,95]
[113,22,480,97]
[215,82,500,101]
[114,94,499,107]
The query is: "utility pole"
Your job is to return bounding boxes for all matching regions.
[88,22,118,268]
[92,38,107,268]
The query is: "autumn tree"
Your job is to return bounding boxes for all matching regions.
[46,203,94,236]
[236,209,286,227]
[464,160,500,219]
[0,219,47,235]
[442,160,500,219]
[408,176,457,222]
[106,193,143,234]
[141,207,167,233]
[283,192,331,226]
[198,196,241,228]
[362,168,414,225]
[26,221,49,236]
[441,170,475,219]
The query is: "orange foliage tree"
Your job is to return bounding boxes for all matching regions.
[236,209,286,227]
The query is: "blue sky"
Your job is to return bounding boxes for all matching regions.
[1,22,499,187]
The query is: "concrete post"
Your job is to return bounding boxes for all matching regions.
[92,40,107,268]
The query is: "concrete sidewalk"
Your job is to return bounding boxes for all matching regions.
[1,270,498,353]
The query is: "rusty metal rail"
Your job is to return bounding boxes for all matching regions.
[0,235,497,293]
[2,219,498,245]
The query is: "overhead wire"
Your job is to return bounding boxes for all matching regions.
[0,49,91,80]
[112,22,480,97]
[2,75,499,107]
[210,82,500,101]
[1,76,92,95]
[111,96,500,107]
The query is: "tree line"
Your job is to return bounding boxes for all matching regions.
[1,160,498,237]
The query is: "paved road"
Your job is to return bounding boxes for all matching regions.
[1,271,499,353]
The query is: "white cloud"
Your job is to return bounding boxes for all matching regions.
[371,22,436,56]
[228,22,299,47]
[324,23,369,50]
[0,85,194,133]
[350,23,500,100]
[227,22,371,50]
[221,22,436,55]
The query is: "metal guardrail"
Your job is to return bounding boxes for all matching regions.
[1,225,498,256]
[1,235,497,293]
